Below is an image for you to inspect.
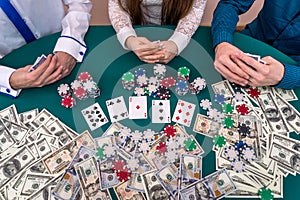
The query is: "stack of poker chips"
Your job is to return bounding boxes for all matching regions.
[122,72,135,90]
[157,85,171,99]
[57,83,75,108]
[175,80,189,96]
[76,72,100,99]
[177,66,190,81]
[189,77,207,94]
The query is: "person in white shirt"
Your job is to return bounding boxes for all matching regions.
[0,0,92,98]
[109,0,207,64]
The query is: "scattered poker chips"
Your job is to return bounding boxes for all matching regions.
[57,83,71,97]
[189,77,206,94]
[157,86,170,99]
[165,149,178,163]
[160,77,176,89]
[200,99,212,110]
[116,168,131,182]
[73,86,87,100]
[223,103,234,114]
[134,68,146,77]
[78,71,91,82]
[184,138,197,152]
[213,135,226,148]
[136,75,148,87]
[156,142,167,155]
[242,147,256,161]
[175,80,189,96]
[231,158,245,173]
[113,159,126,172]
[224,146,239,161]
[164,125,177,138]
[61,96,75,108]
[235,141,247,152]
[126,158,140,171]
[215,93,226,105]
[258,187,274,200]
[238,123,251,137]
[248,88,260,98]
[223,116,235,129]
[177,66,190,80]
[236,104,250,115]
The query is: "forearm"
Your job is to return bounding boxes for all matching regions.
[275,63,300,89]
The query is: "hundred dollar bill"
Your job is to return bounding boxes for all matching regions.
[98,157,119,190]
[0,119,15,152]
[20,173,54,196]
[271,133,300,153]
[211,80,235,101]
[141,169,171,200]
[0,146,35,187]
[269,142,300,174]
[37,132,60,148]
[257,93,289,133]
[68,146,95,174]
[1,118,29,146]
[19,108,39,125]
[272,88,298,101]
[127,173,145,193]
[114,181,145,200]
[75,156,112,199]
[0,104,20,124]
[27,125,52,142]
[46,120,73,145]
[145,135,168,168]
[30,109,56,129]
[179,154,202,189]
[203,168,236,199]
[52,170,81,200]
[274,93,300,133]
[193,114,220,138]
[43,131,94,174]
[155,163,179,199]
[35,138,52,158]
[179,179,215,200]
[102,122,126,147]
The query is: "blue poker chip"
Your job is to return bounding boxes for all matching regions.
[235,141,247,152]
[214,93,226,105]
[176,80,189,90]
[134,68,146,77]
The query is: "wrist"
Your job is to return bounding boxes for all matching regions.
[125,36,136,50]
[9,72,19,90]
[215,42,230,53]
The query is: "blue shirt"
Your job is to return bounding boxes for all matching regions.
[212,0,300,89]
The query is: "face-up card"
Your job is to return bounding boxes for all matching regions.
[106,96,128,123]
[81,103,108,131]
[129,96,147,119]
[152,100,171,123]
[172,99,196,127]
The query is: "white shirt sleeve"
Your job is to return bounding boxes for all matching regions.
[108,0,137,50]
[54,0,92,62]
[0,66,21,98]
[169,0,207,54]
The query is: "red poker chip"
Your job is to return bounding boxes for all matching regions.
[78,72,91,82]
[247,88,260,98]
[156,142,167,155]
[74,86,87,99]
[116,168,131,182]
[160,77,176,88]
[112,159,126,172]
[61,96,75,108]
[236,104,249,115]
[164,125,176,138]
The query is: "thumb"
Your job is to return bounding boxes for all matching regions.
[261,56,275,64]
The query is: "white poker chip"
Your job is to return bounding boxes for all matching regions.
[57,84,70,95]
[231,159,245,173]
[154,64,166,74]
[193,78,206,90]
[131,130,143,143]
[175,135,187,148]
[234,92,245,102]
[126,158,140,171]
[70,80,82,90]
[103,144,115,158]
[224,146,239,161]
[165,149,178,163]
[136,75,148,85]
[82,79,97,91]
[166,138,178,150]
[242,147,256,161]
[207,108,219,121]
[143,129,156,142]
[214,111,225,124]
[147,84,158,93]
[148,77,158,85]
[119,127,131,139]
[138,140,151,153]
[200,99,212,110]
[134,87,145,96]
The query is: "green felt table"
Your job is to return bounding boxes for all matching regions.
[1,26,300,199]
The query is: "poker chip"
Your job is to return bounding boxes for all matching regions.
[70,79,82,90]
[213,135,226,148]
[57,83,71,97]
[189,77,206,94]
[119,127,131,139]
[116,168,131,182]
[223,116,235,129]
[184,138,196,152]
[258,187,274,200]
[248,88,260,98]
[138,140,151,154]
[164,125,177,138]
[122,72,135,90]
[103,144,115,158]
[78,72,91,82]
[73,86,87,100]
[223,103,234,114]
[130,130,143,143]
[157,86,170,99]
[234,92,245,102]
[153,64,166,78]
[165,149,178,163]
[112,159,126,172]
[175,135,187,148]
[146,84,158,95]
[126,158,140,171]
[214,93,226,105]
[148,76,158,85]
[199,99,212,110]
[160,77,176,88]
[235,141,247,152]
[224,146,239,161]
[231,158,245,173]
[156,142,167,155]
[143,129,156,142]
[238,123,251,137]
[61,96,75,108]
[134,87,145,96]
[134,68,146,77]
[166,138,178,150]
[242,147,256,161]
[177,66,190,80]
[207,108,219,121]
[175,80,189,96]
[96,147,105,160]
[236,104,249,115]
[136,75,148,87]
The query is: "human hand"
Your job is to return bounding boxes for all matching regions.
[214,42,250,86]
[157,40,178,64]
[231,53,284,87]
[9,54,63,89]
[54,51,76,78]
[125,36,165,63]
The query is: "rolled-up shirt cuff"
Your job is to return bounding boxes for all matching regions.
[117,27,137,50]
[0,66,21,98]
[212,30,233,49]
[54,36,87,62]
[169,31,189,55]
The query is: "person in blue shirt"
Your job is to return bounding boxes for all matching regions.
[211,0,300,89]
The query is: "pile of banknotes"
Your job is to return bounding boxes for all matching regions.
[194,80,300,198]
[0,105,238,200]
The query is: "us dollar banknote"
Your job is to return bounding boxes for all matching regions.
[193,114,220,138]
[179,154,202,189]
[114,181,145,200]
[179,179,215,200]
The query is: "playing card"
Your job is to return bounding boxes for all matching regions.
[106,96,128,123]
[152,100,171,123]
[172,99,196,127]
[81,103,108,131]
[28,54,47,72]
[244,53,267,64]
[129,96,147,119]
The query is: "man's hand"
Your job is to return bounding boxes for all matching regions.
[231,53,285,86]
[54,51,76,78]
[214,42,250,86]
[125,36,165,63]
[9,54,63,89]
[158,40,178,64]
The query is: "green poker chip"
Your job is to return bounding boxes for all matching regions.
[223,116,235,129]
[122,72,134,82]
[223,103,234,114]
[96,147,106,160]
[213,135,226,148]
[184,138,197,152]
[178,66,190,77]
[258,187,274,200]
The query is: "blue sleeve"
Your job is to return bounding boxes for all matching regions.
[211,0,255,48]
[275,63,300,89]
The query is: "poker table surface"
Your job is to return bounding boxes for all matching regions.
[1,26,300,199]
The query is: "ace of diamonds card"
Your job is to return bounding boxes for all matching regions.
[172,99,196,127]
[129,96,147,119]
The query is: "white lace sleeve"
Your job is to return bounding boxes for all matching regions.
[169,0,207,54]
[109,0,137,49]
